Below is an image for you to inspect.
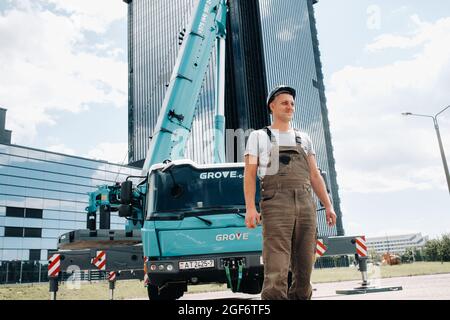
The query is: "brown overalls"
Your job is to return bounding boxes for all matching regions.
[260,129,317,300]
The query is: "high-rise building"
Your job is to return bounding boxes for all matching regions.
[124,0,268,167]
[124,0,344,237]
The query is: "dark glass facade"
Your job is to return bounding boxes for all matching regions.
[0,142,141,261]
[224,0,269,135]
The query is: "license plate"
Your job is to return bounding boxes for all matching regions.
[179,259,215,270]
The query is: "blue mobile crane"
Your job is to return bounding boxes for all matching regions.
[52,0,382,300]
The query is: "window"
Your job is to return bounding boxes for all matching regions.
[6,206,25,218]
[24,228,41,238]
[29,249,41,261]
[25,208,43,219]
[5,226,24,237]
[5,207,43,219]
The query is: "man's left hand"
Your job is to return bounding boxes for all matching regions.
[325,207,337,227]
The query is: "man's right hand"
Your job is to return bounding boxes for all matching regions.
[245,208,261,229]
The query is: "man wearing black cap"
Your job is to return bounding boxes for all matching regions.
[243,85,336,300]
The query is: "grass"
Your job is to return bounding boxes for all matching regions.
[0,280,228,300]
[1,262,449,300]
[311,261,450,283]
[0,280,148,301]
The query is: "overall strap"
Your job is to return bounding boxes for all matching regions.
[264,126,303,146]
[293,129,302,146]
[263,126,275,143]
[293,129,309,161]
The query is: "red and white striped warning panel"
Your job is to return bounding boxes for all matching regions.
[355,236,368,257]
[108,271,117,282]
[315,239,327,258]
[48,254,61,277]
[143,257,149,287]
[91,251,106,271]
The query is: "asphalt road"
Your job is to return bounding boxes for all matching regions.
[179,273,450,300]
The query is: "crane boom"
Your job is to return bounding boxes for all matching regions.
[142,0,228,174]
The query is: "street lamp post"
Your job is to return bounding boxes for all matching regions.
[402,106,450,195]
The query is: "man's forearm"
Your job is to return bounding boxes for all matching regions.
[244,174,257,210]
[311,174,332,208]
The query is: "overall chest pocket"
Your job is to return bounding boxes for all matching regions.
[277,151,300,174]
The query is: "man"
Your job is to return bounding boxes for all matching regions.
[243,85,337,300]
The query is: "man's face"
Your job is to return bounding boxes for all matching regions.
[270,93,295,122]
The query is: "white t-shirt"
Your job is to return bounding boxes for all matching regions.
[244,127,316,178]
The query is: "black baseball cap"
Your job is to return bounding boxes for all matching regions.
[267,85,296,112]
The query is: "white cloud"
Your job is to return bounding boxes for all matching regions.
[343,220,365,236]
[339,166,444,194]
[46,144,76,156]
[0,1,127,145]
[391,6,409,16]
[366,15,445,52]
[327,15,450,194]
[43,0,125,33]
[86,142,128,164]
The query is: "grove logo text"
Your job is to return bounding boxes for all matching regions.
[216,233,249,242]
[200,171,243,180]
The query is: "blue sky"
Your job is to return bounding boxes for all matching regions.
[315,0,450,239]
[0,0,129,161]
[0,0,449,239]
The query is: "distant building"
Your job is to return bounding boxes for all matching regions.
[366,233,429,255]
[0,107,12,145]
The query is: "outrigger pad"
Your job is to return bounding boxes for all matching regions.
[336,286,403,295]
[57,229,141,250]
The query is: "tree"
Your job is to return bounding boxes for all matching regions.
[413,247,424,262]
[438,234,450,263]
[368,249,381,263]
[401,248,415,263]
[423,234,450,262]
[424,239,439,261]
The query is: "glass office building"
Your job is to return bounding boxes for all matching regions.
[0,110,141,262]
[124,0,269,167]
[124,0,344,237]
